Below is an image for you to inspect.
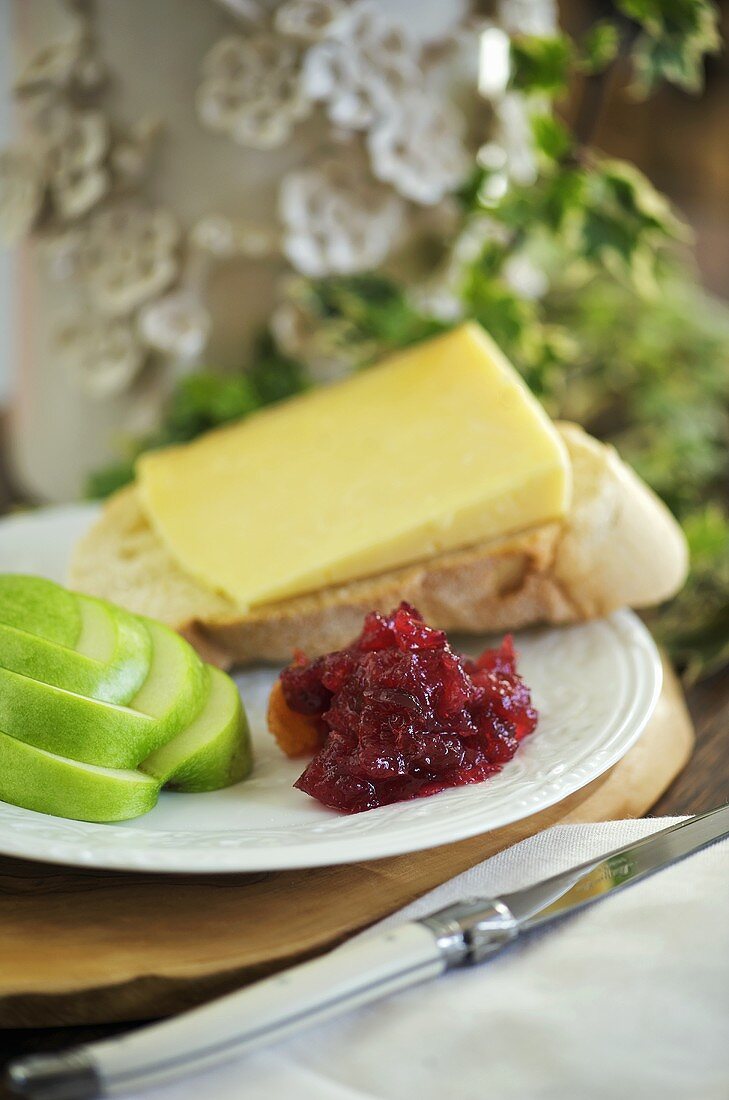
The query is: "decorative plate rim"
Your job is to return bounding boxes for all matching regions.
[0,506,662,873]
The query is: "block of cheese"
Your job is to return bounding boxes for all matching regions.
[136,324,572,610]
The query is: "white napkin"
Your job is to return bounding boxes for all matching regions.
[130,819,729,1100]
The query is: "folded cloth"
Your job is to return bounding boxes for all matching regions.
[129,819,729,1100]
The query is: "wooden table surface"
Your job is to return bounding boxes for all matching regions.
[0,428,726,1087]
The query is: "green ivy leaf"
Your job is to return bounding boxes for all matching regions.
[163,372,261,441]
[461,271,535,361]
[599,160,688,238]
[580,20,621,74]
[616,0,720,94]
[248,335,309,405]
[531,114,573,160]
[85,459,137,500]
[509,34,573,95]
[571,159,688,288]
[305,275,449,360]
[540,168,587,230]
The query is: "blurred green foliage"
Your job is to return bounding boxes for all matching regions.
[509,33,574,93]
[580,21,621,74]
[616,0,721,93]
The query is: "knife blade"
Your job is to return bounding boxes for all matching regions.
[502,801,729,932]
[8,804,729,1100]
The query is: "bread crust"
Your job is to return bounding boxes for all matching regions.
[70,423,688,668]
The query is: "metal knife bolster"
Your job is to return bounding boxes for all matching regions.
[419,897,520,967]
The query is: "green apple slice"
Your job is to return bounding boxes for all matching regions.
[130,616,208,743]
[0,728,159,822]
[0,666,159,767]
[75,595,153,703]
[0,575,80,646]
[0,618,207,768]
[0,594,151,704]
[142,666,252,792]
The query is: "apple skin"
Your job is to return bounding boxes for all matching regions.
[0,728,160,822]
[142,666,252,792]
[0,575,80,647]
[0,618,208,768]
[0,594,151,704]
[0,665,160,767]
[0,577,255,822]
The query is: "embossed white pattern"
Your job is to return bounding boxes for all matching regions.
[0,507,661,872]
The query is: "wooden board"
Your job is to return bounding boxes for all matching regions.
[0,657,693,1029]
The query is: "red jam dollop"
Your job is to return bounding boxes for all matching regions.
[280,602,538,814]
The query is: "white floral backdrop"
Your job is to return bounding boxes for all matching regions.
[1,0,554,497]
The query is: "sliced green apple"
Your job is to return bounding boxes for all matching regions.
[74,595,153,703]
[0,594,151,704]
[0,575,80,647]
[130,616,208,743]
[0,666,159,767]
[0,618,207,768]
[142,666,252,792]
[0,728,159,822]
[0,576,254,821]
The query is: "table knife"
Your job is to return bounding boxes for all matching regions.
[8,803,729,1100]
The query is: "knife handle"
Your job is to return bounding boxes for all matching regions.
[7,922,445,1100]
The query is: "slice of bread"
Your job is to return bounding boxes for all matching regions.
[70,423,688,668]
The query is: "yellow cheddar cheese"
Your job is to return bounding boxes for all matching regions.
[136,324,571,609]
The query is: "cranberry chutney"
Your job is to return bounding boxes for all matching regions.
[279,603,538,813]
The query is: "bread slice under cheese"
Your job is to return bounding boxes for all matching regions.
[70,423,688,668]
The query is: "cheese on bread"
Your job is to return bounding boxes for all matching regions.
[71,424,688,668]
[136,324,571,610]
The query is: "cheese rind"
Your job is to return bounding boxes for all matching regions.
[136,324,571,609]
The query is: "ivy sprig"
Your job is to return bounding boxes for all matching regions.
[616,0,721,94]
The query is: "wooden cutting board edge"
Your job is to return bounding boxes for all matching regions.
[0,655,694,1028]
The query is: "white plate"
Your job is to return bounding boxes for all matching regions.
[0,506,662,873]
